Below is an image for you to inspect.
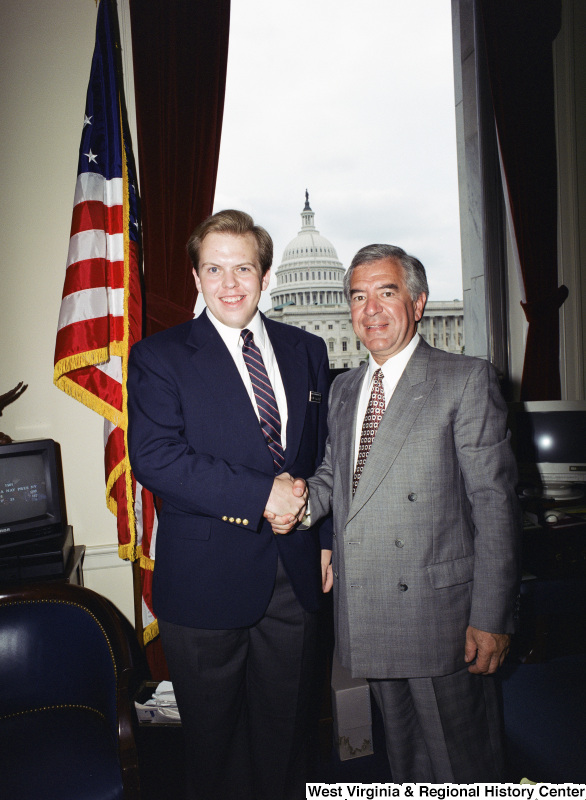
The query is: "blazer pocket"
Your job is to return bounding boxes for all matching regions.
[426,555,474,589]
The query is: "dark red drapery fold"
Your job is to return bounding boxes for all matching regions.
[479,0,566,400]
[129,1,230,675]
[129,0,230,336]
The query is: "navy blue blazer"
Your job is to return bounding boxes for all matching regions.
[127,310,331,629]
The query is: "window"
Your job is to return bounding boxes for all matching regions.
[328,340,334,352]
[213,3,463,368]
[342,340,348,352]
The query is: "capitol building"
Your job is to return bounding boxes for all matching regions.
[266,195,464,369]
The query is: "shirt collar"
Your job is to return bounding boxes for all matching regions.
[368,332,420,383]
[204,307,265,350]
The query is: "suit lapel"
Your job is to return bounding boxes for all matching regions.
[186,312,269,449]
[347,339,436,523]
[335,365,367,510]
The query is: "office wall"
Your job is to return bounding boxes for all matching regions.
[0,0,134,622]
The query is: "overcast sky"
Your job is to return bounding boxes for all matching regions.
[209,0,462,312]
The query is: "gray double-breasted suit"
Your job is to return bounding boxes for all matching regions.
[307,337,520,781]
[308,338,520,680]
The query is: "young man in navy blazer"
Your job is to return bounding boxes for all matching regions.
[128,210,331,800]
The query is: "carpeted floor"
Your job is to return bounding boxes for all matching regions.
[135,651,586,798]
[135,578,586,796]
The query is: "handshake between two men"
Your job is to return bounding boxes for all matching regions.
[263,474,333,593]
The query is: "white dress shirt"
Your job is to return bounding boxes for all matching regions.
[305,333,421,527]
[204,308,288,449]
[352,333,420,470]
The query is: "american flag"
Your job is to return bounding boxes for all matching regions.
[53,0,157,643]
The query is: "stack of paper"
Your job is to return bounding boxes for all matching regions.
[135,680,181,724]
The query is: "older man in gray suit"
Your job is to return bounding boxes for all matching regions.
[269,244,520,783]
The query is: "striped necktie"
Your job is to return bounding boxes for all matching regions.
[352,368,385,495]
[241,329,285,473]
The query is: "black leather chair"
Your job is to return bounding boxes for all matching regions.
[0,581,141,799]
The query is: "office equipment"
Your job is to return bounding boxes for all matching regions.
[0,439,75,580]
[0,438,67,550]
[508,401,586,501]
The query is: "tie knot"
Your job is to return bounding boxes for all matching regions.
[241,329,253,346]
[373,368,383,385]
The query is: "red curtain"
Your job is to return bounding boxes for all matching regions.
[129,1,230,676]
[129,0,230,336]
[479,0,566,400]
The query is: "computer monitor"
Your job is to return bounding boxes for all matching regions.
[508,400,586,501]
[0,439,67,551]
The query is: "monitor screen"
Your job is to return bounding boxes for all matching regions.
[514,409,586,466]
[0,453,49,525]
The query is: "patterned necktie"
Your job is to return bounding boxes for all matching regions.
[241,329,285,473]
[352,368,385,495]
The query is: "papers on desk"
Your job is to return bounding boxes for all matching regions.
[135,680,181,724]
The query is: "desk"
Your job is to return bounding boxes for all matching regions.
[519,515,586,662]
[0,528,85,586]
[522,516,586,580]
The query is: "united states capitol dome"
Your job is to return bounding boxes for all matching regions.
[280,192,341,265]
[270,192,346,310]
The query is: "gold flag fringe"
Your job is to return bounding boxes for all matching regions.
[143,619,159,645]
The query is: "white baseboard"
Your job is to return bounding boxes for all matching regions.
[83,543,132,572]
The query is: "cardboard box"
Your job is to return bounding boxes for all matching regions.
[330,654,373,760]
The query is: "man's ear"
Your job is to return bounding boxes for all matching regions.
[414,292,427,322]
[261,268,271,292]
[193,267,202,294]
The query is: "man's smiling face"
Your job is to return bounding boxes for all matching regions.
[349,257,426,365]
[194,232,270,329]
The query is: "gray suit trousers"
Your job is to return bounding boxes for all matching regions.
[369,667,506,783]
